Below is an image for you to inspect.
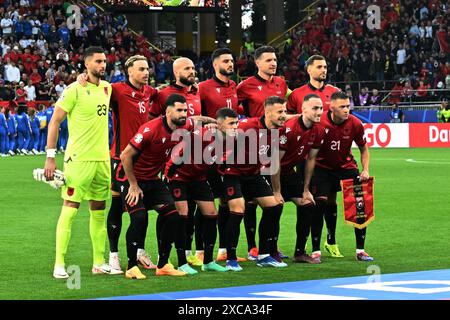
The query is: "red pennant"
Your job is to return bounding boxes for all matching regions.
[341,177,375,229]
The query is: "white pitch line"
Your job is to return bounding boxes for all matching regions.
[406,159,450,164]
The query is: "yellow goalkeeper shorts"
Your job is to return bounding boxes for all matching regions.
[61,160,111,203]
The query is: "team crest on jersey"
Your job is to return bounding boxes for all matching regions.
[67,187,74,196]
[104,87,108,95]
[132,92,136,98]
[227,187,235,196]
[285,127,291,133]
[257,86,262,91]
[325,128,330,134]
[173,188,181,198]
[216,88,221,93]
[86,89,90,95]
[279,135,287,145]
[134,133,143,144]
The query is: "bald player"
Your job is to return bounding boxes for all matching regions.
[149,57,202,118]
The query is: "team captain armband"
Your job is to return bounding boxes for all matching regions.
[341,177,375,229]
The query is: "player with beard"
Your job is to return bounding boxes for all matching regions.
[45,47,116,279]
[149,57,201,119]
[287,55,339,114]
[236,46,289,261]
[164,107,240,273]
[195,48,246,264]
[119,94,215,278]
[220,96,288,271]
[77,55,159,273]
[271,94,326,264]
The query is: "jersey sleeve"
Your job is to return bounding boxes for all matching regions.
[130,125,152,152]
[353,120,367,147]
[149,91,164,117]
[286,91,298,114]
[55,83,77,114]
[312,125,326,149]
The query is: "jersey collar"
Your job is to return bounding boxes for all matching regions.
[259,116,269,129]
[298,115,309,130]
[213,74,230,87]
[307,82,325,92]
[327,110,347,126]
[126,79,143,92]
[255,73,273,83]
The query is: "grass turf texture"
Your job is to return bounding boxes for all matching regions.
[0,148,449,299]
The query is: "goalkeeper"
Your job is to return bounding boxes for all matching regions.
[43,47,118,279]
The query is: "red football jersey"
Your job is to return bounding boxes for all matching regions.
[287,82,340,114]
[129,117,194,181]
[198,76,239,118]
[316,112,366,170]
[220,117,278,176]
[149,84,201,118]
[164,126,219,181]
[279,116,326,174]
[110,81,158,158]
[237,74,288,117]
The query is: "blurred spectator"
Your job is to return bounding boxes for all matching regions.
[390,103,405,123]
[24,80,36,101]
[16,81,27,103]
[368,89,382,107]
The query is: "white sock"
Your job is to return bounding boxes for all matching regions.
[218,248,226,254]
[356,249,365,254]
[185,250,192,257]
[109,252,118,258]
[312,250,321,255]
[195,250,204,256]
[137,248,146,257]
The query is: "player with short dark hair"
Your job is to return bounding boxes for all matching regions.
[220,96,288,271]
[197,48,244,263]
[45,46,117,279]
[271,93,326,264]
[287,55,339,114]
[308,90,373,262]
[77,54,159,273]
[164,107,239,273]
[236,46,289,261]
[119,93,192,278]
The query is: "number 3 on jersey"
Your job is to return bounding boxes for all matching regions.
[331,140,341,150]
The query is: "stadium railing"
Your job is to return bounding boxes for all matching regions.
[267,0,320,50]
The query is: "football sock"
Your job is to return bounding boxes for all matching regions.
[202,215,218,264]
[244,202,257,251]
[218,205,230,248]
[185,200,196,251]
[89,209,107,266]
[273,204,283,252]
[226,211,244,260]
[355,227,367,250]
[311,201,326,252]
[126,209,147,269]
[324,203,338,245]
[259,205,280,256]
[107,196,124,253]
[194,206,204,251]
[175,215,188,266]
[295,204,313,256]
[55,206,78,266]
[156,206,179,268]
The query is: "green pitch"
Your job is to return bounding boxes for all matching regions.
[1,148,449,299]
